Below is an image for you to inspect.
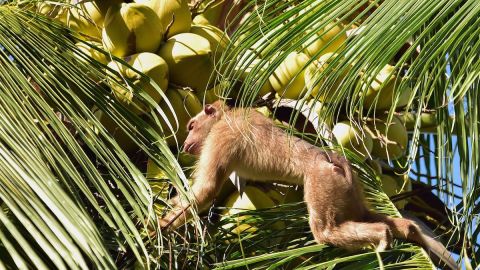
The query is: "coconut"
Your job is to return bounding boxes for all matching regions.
[156,88,202,147]
[269,52,311,100]
[146,158,169,179]
[366,159,382,175]
[75,41,109,65]
[196,83,221,105]
[265,188,284,205]
[146,158,171,214]
[381,174,398,198]
[137,0,191,38]
[74,41,109,82]
[197,80,238,105]
[70,0,122,19]
[367,115,408,160]
[380,174,411,209]
[37,2,63,18]
[362,64,410,110]
[178,152,197,168]
[198,0,224,26]
[332,121,373,161]
[255,106,272,118]
[102,3,163,57]
[192,14,210,25]
[249,24,285,58]
[92,107,138,154]
[158,33,215,92]
[305,53,349,102]
[37,2,69,24]
[401,111,437,131]
[107,52,169,115]
[222,186,283,235]
[190,23,230,63]
[395,174,412,209]
[236,49,262,66]
[66,0,110,40]
[266,184,303,205]
[235,58,274,98]
[304,22,347,57]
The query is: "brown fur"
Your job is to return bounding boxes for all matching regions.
[160,101,458,270]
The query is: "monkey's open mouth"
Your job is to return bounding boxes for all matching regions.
[184,142,197,154]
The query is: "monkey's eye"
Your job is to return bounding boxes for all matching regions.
[187,121,195,131]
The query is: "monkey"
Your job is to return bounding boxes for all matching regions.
[159,100,458,270]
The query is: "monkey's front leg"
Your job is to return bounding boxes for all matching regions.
[160,155,232,230]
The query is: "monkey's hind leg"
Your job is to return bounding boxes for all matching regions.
[309,218,393,252]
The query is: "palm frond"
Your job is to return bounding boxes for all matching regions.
[213,0,480,267]
[1,0,478,268]
[0,3,196,268]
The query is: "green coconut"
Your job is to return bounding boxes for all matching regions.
[362,64,410,111]
[255,106,272,118]
[198,0,224,26]
[178,152,197,168]
[367,115,408,160]
[249,24,285,58]
[380,174,411,209]
[192,14,211,25]
[332,121,373,161]
[401,111,437,131]
[147,158,171,215]
[107,52,169,115]
[266,184,303,205]
[92,107,139,154]
[137,0,191,38]
[366,159,382,175]
[66,0,116,40]
[156,88,203,147]
[222,186,283,235]
[235,58,275,98]
[304,22,347,57]
[158,33,215,92]
[75,41,109,65]
[37,2,63,18]
[190,23,230,63]
[269,52,311,100]
[196,84,220,105]
[146,158,168,180]
[196,89,217,105]
[305,53,350,102]
[102,3,163,57]
[74,41,109,82]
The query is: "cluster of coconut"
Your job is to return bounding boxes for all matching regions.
[36,0,230,150]
[36,0,280,234]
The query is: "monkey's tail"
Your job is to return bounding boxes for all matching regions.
[367,213,458,270]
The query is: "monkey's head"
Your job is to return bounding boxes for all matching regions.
[183,101,227,155]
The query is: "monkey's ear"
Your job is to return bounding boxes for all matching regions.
[204,104,216,115]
